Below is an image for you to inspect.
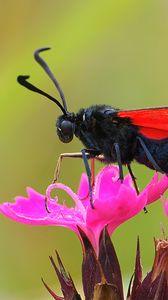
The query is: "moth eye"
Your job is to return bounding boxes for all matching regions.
[60,120,73,134]
[57,120,74,143]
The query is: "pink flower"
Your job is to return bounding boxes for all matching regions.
[0,166,168,253]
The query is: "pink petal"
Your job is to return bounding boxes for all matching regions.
[94,165,134,200]
[108,187,148,234]
[87,181,147,242]
[94,165,121,199]
[0,186,85,230]
[143,173,168,205]
[77,173,90,208]
[77,173,89,199]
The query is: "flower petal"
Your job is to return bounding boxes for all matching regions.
[143,173,168,205]
[77,173,89,200]
[0,186,85,231]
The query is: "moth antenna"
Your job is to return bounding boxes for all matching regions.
[34,47,68,112]
[17,75,67,115]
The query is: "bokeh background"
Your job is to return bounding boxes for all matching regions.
[0,0,168,299]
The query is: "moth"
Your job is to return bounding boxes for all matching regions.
[17,48,168,208]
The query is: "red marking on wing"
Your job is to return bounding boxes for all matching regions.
[118,107,168,140]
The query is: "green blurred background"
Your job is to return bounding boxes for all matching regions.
[0,0,168,299]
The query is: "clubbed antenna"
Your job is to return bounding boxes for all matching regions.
[34,47,68,112]
[17,75,67,115]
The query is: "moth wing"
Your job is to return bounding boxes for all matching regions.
[118,107,168,140]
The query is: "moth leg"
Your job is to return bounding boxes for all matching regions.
[53,149,100,183]
[114,143,124,181]
[137,137,164,173]
[91,158,95,186]
[45,152,89,213]
[81,156,95,201]
[80,158,95,200]
[53,152,88,183]
[53,150,100,209]
[81,149,95,209]
[80,153,107,203]
[127,163,148,214]
[127,164,139,194]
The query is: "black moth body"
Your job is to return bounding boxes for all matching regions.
[57,104,168,174]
